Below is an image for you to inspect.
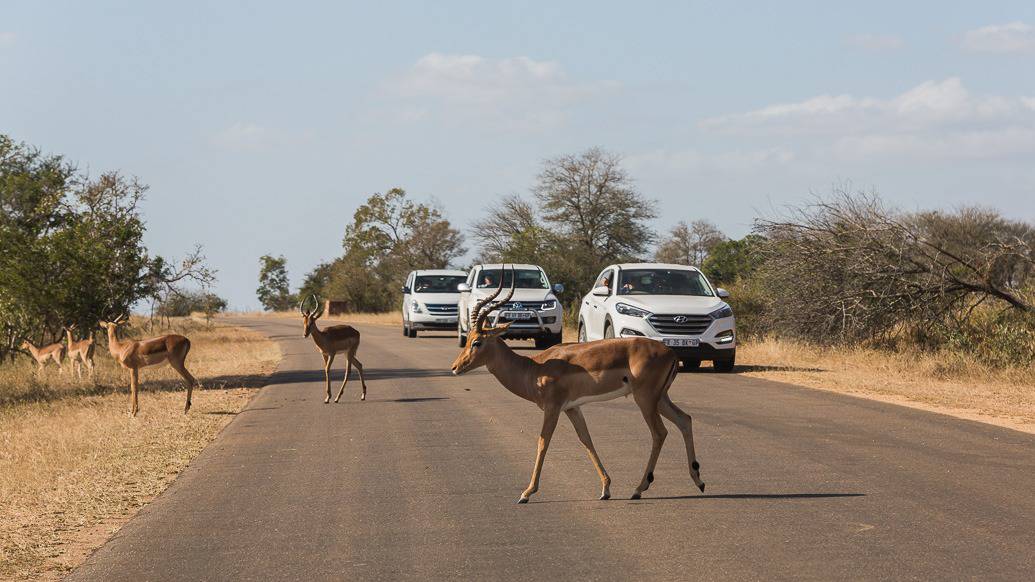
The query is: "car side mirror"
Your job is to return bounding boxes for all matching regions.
[591,285,610,297]
[553,283,565,294]
[716,287,730,299]
[457,283,471,293]
[400,286,410,294]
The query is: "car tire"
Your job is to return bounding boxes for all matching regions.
[603,323,614,339]
[713,355,735,373]
[680,358,701,372]
[402,322,408,336]
[535,333,562,350]
[458,323,467,347]
[408,327,417,338]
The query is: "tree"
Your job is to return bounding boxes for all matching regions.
[256,255,294,311]
[753,189,1035,344]
[701,235,765,286]
[655,220,727,267]
[303,188,466,312]
[534,148,657,266]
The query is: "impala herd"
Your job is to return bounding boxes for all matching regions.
[17,265,706,502]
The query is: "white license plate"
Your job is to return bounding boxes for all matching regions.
[502,311,532,320]
[436,317,456,323]
[663,338,699,348]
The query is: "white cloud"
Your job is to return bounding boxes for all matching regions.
[209,122,275,151]
[384,53,617,131]
[0,32,16,46]
[700,78,1035,162]
[961,21,1035,54]
[627,147,795,175]
[846,33,904,51]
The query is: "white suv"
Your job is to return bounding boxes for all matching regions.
[457,263,565,349]
[401,269,469,338]
[577,263,736,371]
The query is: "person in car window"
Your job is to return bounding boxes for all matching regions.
[481,273,497,288]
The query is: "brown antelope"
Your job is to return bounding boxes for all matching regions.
[299,294,368,403]
[451,266,706,503]
[21,337,66,373]
[99,315,199,416]
[63,324,96,378]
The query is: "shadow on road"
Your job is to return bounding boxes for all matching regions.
[265,367,457,386]
[532,492,865,504]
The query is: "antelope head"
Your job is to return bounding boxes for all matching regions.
[299,294,323,337]
[451,265,516,375]
[98,314,127,331]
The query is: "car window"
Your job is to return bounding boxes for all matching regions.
[475,269,549,289]
[593,269,613,292]
[617,269,714,297]
[413,275,467,293]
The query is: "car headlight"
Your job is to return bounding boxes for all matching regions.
[615,302,650,318]
[540,300,557,311]
[410,300,423,313]
[709,304,733,319]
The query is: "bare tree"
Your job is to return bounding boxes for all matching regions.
[655,220,727,266]
[754,189,1034,344]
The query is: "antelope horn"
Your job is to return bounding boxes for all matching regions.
[471,266,506,330]
[298,296,307,315]
[483,265,517,330]
[310,294,323,317]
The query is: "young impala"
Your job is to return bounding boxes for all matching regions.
[21,337,66,374]
[63,323,96,378]
[99,315,199,416]
[299,294,368,403]
[452,266,706,503]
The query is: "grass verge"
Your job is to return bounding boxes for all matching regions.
[736,337,1035,433]
[0,318,280,581]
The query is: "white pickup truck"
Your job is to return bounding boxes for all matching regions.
[576,263,736,371]
[400,269,469,338]
[457,263,565,349]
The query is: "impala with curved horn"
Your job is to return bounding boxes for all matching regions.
[299,294,368,403]
[99,314,200,416]
[452,265,706,503]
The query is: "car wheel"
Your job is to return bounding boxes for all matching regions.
[680,358,701,372]
[402,322,408,336]
[713,356,735,373]
[458,323,467,347]
[603,323,614,339]
[578,322,587,343]
[408,327,417,338]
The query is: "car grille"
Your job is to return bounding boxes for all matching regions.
[499,301,550,311]
[648,314,713,336]
[424,303,458,315]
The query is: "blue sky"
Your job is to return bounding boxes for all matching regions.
[3,1,1034,308]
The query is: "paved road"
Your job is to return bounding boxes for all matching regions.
[70,317,1035,581]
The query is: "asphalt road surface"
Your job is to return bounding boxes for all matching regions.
[70,317,1035,581]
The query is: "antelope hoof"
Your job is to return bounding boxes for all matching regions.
[517,497,529,504]
[599,492,610,501]
[361,393,366,401]
[323,397,330,404]
[631,492,642,500]
[698,482,706,493]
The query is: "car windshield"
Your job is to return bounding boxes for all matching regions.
[617,269,714,297]
[413,275,467,293]
[476,269,549,289]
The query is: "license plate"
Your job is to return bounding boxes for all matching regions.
[436,317,456,323]
[663,338,699,348]
[502,311,532,320]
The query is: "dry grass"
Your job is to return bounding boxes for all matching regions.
[0,317,280,581]
[226,310,403,326]
[738,337,1035,432]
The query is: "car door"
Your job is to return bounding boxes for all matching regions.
[583,268,614,339]
[402,272,414,324]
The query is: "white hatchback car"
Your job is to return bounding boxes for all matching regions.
[401,269,469,338]
[577,263,736,371]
